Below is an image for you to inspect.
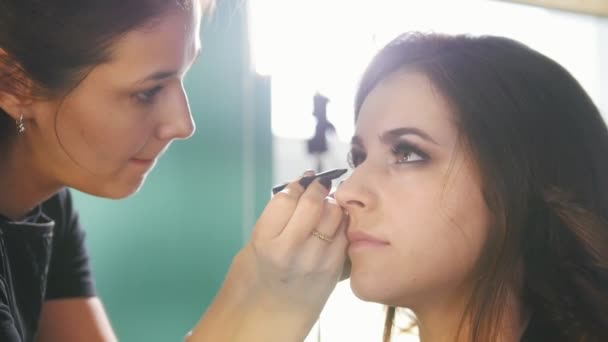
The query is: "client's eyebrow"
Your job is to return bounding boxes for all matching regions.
[379,127,438,145]
[351,127,438,148]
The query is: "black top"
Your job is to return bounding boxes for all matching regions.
[520,314,545,342]
[0,189,95,342]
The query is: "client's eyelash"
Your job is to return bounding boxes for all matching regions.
[347,149,365,168]
[347,141,429,169]
[391,141,429,164]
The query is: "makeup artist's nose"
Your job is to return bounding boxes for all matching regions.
[157,84,196,141]
[335,168,375,212]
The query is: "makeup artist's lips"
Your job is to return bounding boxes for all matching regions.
[347,231,390,252]
[130,157,157,169]
[131,147,168,167]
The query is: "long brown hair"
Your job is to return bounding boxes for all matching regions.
[355,33,608,341]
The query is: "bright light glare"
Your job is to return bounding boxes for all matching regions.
[249,0,600,142]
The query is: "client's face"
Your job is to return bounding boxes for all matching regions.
[336,70,491,310]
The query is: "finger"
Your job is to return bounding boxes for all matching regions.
[271,169,316,194]
[253,170,315,241]
[339,257,351,281]
[279,177,333,244]
[295,214,347,283]
[304,218,345,270]
[325,221,349,280]
[305,198,344,254]
[338,214,351,281]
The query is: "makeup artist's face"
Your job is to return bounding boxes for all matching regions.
[26,4,202,198]
[335,70,491,310]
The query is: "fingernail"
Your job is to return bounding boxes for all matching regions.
[315,168,348,180]
[319,177,332,191]
[299,176,315,188]
[271,182,288,195]
[298,169,347,191]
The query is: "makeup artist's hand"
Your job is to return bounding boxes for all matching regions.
[243,169,348,310]
[188,171,348,342]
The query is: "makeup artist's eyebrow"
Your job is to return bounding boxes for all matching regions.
[136,47,202,84]
[138,70,176,84]
[379,127,438,145]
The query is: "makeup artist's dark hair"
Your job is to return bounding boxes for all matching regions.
[355,32,608,341]
[0,0,211,144]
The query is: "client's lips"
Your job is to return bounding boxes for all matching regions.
[347,230,390,246]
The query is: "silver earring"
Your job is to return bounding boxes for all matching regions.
[16,114,25,133]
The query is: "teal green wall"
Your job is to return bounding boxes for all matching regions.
[71,1,272,340]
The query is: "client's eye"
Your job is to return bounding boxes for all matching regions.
[347,149,366,168]
[392,142,428,164]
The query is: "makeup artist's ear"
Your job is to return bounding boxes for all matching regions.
[0,92,32,122]
[0,48,36,121]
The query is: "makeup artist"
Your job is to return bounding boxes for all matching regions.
[0,1,348,341]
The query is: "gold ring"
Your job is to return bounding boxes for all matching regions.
[311,230,333,242]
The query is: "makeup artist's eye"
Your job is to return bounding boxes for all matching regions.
[135,85,164,104]
[392,142,428,164]
[347,149,366,168]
